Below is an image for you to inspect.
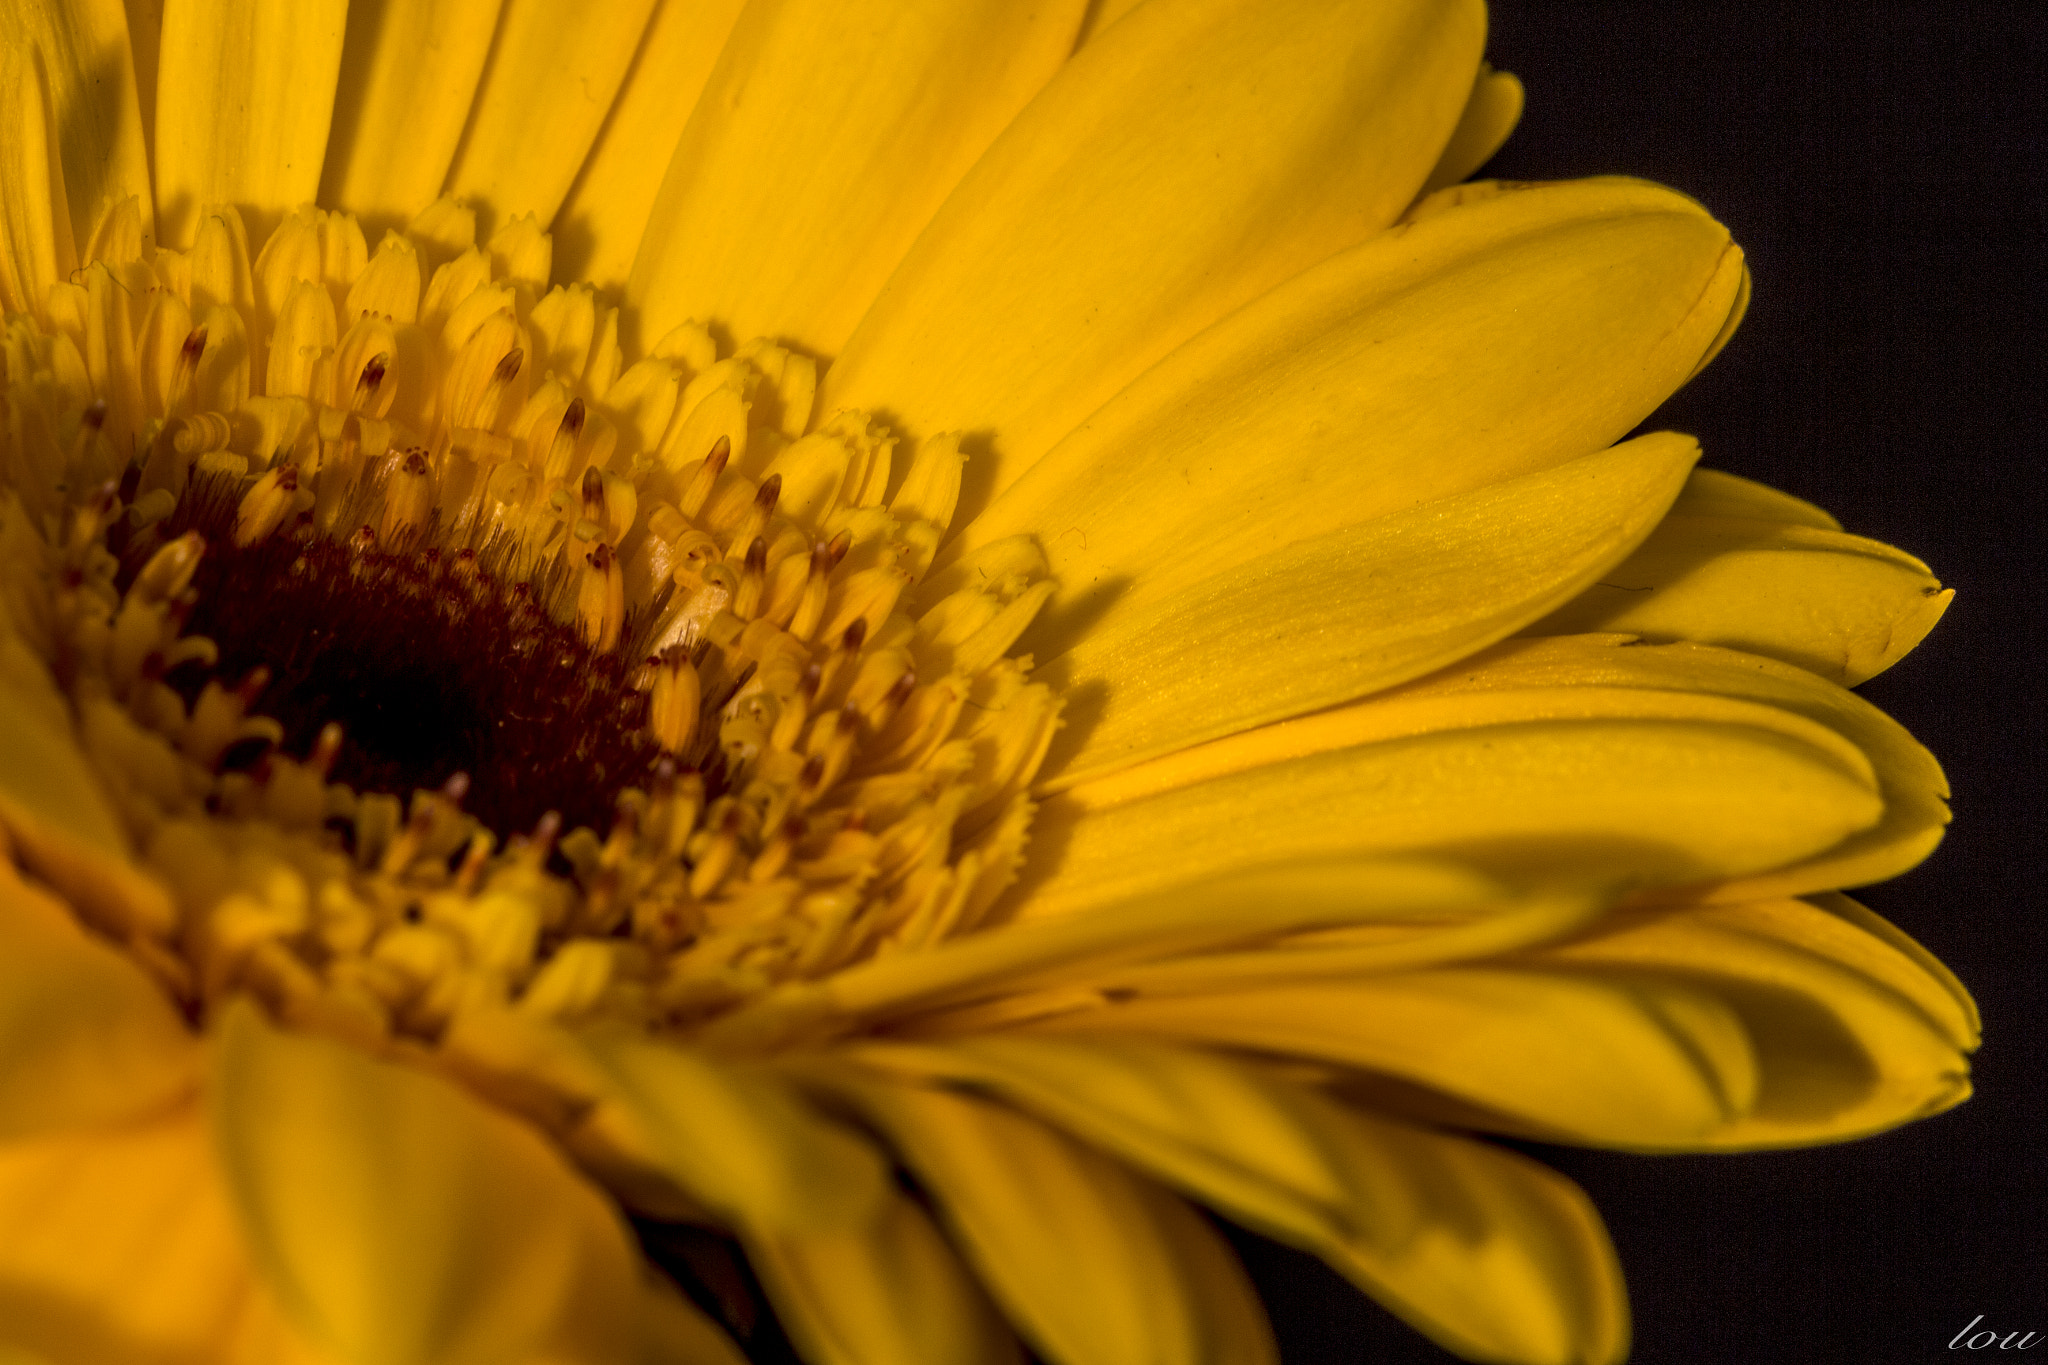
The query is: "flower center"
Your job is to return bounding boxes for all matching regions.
[135,471,662,841]
[6,196,1060,1066]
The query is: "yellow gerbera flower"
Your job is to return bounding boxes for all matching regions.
[0,2,1971,1364]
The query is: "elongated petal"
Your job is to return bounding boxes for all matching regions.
[1649,466,1841,529]
[1389,635,1950,904]
[907,895,1617,1020]
[0,625,175,936]
[318,0,504,226]
[1017,717,1882,923]
[824,0,1484,512]
[574,1027,889,1230]
[747,1185,1023,1365]
[1418,63,1524,195]
[0,0,153,244]
[125,0,163,164]
[1331,1126,1628,1365]
[154,0,348,247]
[442,0,659,233]
[1018,894,1972,1152]
[0,851,194,1138]
[0,1103,323,1364]
[554,0,748,289]
[948,177,1745,596]
[1526,895,1974,1147]
[0,41,75,319]
[210,1003,641,1365]
[854,1040,1627,1365]
[1045,972,1757,1147]
[800,1070,1276,1365]
[627,0,1088,356]
[1808,890,1980,1047]
[1029,634,1944,914]
[744,860,1535,1041]
[855,1038,1420,1251]
[1528,468,1951,684]
[1033,432,1699,787]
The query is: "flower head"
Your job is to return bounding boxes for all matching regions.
[0,2,1968,1364]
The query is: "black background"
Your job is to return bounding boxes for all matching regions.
[1240,3,2048,1362]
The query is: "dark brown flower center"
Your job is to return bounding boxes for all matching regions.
[129,475,662,839]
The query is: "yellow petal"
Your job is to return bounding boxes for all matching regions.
[126,0,164,165]
[824,0,1485,511]
[949,177,1745,596]
[1019,717,1882,922]
[1033,432,1699,788]
[1651,465,1842,528]
[1328,1125,1628,1365]
[853,1039,1627,1365]
[946,892,1611,1011]
[798,1070,1276,1365]
[1527,468,1951,684]
[1405,635,1950,905]
[441,0,659,234]
[1687,253,1752,378]
[746,1185,1023,1365]
[318,0,505,228]
[1417,63,1524,196]
[0,1103,323,1364]
[1810,890,1979,1048]
[0,851,194,1138]
[1527,895,1974,1147]
[0,619,174,936]
[1073,0,1149,47]
[1037,634,1945,912]
[574,1026,889,1230]
[553,0,747,289]
[767,858,1518,1036]
[1013,895,1972,1153]
[0,41,76,321]
[627,0,1086,356]
[209,1002,642,1365]
[1036,971,1756,1147]
[153,0,348,248]
[0,0,154,246]
[853,1038,1418,1255]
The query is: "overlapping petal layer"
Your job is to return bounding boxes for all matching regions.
[844,1040,1630,1365]
[985,893,1971,1155]
[947,177,1747,606]
[555,0,749,288]
[626,0,1088,356]
[319,0,504,226]
[1034,433,1700,785]
[1528,469,1952,685]
[796,1072,1277,1365]
[0,0,151,315]
[824,0,1488,512]
[442,0,662,233]
[1015,636,1946,920]
[153,0,348,247]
